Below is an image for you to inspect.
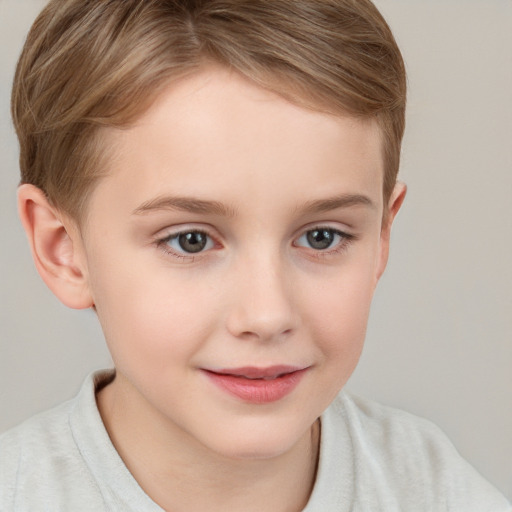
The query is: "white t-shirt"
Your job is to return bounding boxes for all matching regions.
[0,370,510,511]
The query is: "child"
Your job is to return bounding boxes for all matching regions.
[1,0,510,510]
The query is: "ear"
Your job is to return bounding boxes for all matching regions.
[17,184,93,309]
[375,182,407,283]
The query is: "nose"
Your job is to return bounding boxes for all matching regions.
[225,253,299,342]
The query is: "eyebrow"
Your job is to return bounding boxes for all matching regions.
[299,194,375,214]
[132,196,236,217]
[132,193,375,217]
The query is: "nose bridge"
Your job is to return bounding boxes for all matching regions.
[226,245,298,341]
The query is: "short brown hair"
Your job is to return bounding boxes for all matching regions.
[12,0,406,221]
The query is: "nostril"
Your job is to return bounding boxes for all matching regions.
[225,282,298,341]
[239,327,294,341]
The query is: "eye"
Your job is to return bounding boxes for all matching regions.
[295,228,347,251]
[162,230,214,254]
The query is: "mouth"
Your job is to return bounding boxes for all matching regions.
[202,365,309,403]
[210,365,304,379]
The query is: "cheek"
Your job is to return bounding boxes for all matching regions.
[89,258,218,368]
[306,262,377,366]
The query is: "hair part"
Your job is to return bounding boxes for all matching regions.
[12,0,406,221]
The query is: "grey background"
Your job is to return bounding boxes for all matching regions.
[1,0,511,501]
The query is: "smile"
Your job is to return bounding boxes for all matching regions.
[202,366,309,404]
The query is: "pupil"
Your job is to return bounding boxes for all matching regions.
[307,229,333,250]
[178,232,207,253]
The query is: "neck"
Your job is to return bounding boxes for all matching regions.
[97,374,320,512]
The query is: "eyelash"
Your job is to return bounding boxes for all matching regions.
[294,227,355,259]
[155,226,355,261]
[156,229,214,260]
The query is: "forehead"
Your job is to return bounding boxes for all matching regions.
[86,67,384,224]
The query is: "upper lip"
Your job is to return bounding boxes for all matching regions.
[205,365,307,379]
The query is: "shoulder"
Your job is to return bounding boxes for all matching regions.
[334,391,453,453]
[320,392,511,511]
[0,373,111,511]
[0,396,77,464]
[0,399,77,507]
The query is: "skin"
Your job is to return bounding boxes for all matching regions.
[18,67,405,511]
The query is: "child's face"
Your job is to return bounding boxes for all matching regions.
[77,67,398,459]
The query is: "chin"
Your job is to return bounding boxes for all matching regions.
[202,418,313,462]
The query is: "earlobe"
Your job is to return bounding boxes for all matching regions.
[17,184,93,309]
[375,182,407,283]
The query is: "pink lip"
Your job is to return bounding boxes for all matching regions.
[202,365,309,404]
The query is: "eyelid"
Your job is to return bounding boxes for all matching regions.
[153,221,216,237]
[152,222,356,261]
[153,224,221,259]
[293,221,354,241]
[293,224,356,256]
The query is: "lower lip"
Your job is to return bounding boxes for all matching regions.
[203,368,308,404]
